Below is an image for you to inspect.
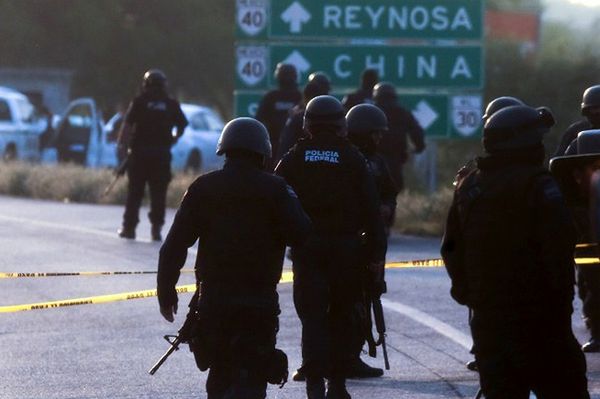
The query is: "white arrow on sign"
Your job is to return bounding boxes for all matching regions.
[282,50,311,78]
[412,100,439,130]
[281,1,311,33]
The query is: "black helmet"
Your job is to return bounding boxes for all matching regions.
[274,63,297,85]
[361,68,379,90]
[307,71,331,93]
[483,105,555,153]
[303,95,347,134]
[303,81,329,104]
[482,96,525,121]
[581,85,600,115]
[550,130,600,200]
[346,104,388,135]
[143,69,167,89]
[372,82,397,103]
[216,117,272,158]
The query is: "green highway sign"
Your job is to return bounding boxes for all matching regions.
[236,43,483,90]
[234,91,482,138]
[236,0,483,41]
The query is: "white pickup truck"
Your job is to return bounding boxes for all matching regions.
[0,86,45,161]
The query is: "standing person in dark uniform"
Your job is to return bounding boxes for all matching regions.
[277,72,331,163]
[346,103,397,378]
[342,68,379,111]
[117,69,188,241]
[372,82,425,191]
[347,104,398,235]
[255,63,302,170]
[157,117,311,399]
[276,95,387,399]
[442,105,589,399]
[555,85,600,157]
[551,130,600,353]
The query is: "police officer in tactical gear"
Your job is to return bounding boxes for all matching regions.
[555,85,600,156]
[277,74,332,163]
[551,130,600,353]
[442,105,590,398]
[346,103,397,378]
[275,95,387,399]
[157,117,311,399]
[256,63,302,170]
[117,69,188,241]
[347,104,398,234]
[342,68,379,111]
[372,82,425,191]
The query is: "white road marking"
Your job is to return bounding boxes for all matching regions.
[383,299,538,399]
[381,298,472,349]
[0,213,169,247]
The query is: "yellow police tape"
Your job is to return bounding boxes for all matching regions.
[2,257,599,313]
[0,269,195,279]
[0,271,294,313]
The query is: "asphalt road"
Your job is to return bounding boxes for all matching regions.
[1,195,599,399]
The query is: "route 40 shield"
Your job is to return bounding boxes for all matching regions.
[236,46,268,87]
[236,0,268,36]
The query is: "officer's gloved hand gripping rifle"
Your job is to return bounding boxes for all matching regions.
[363,259,390,370]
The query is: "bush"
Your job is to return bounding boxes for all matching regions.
[0,162,197,208]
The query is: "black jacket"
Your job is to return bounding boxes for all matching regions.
[277,104,306,163]
[125,90,188,151]
[376,101,425,168]
[157,158,311,309]
[441,154,576,312]
[275,133,387,263]
[256,87,302,161]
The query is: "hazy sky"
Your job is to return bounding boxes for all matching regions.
[567,0,600,6]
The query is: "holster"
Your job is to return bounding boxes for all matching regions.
[264,348,289,387]
[188,310,218,372]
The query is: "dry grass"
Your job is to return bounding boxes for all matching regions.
[0,162,197,208]
[392,187,453,237]
[0,161,453,236]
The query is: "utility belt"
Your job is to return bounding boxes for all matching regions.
[186,304,288,387]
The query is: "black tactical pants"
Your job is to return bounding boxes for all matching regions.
[292,234,362,378]
[471,309,589,399]
[122,150,171,229]
[193,302,279,399]
[577,265,600,338]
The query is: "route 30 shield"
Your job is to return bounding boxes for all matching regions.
[451,95,482,137]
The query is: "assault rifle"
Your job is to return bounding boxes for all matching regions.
[148,310,197,375]
[102,156,129,197]
[364,268,390,370]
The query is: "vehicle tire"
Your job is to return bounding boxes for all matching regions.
[185,150,202,173]
[3,144,17,162]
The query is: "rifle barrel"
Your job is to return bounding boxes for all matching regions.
[148,336,181,375]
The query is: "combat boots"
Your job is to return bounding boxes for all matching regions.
[118,226,136,239]
[345,358,383,378]
[325,378,351,399]
[306,376,325,399]
[151,225,162,242]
